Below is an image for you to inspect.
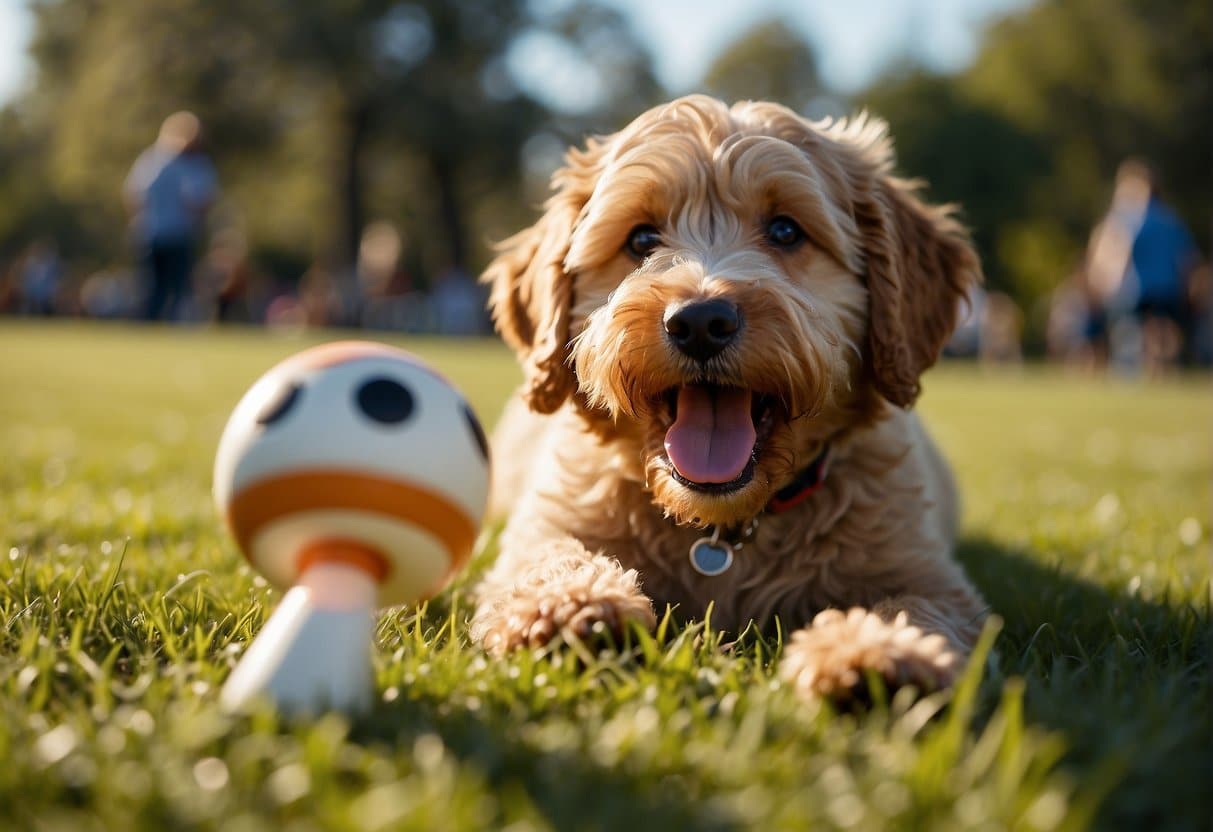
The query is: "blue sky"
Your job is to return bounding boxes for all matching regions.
[0,0,1032,106]
[0,0,32,104]
[595,0,1032,92]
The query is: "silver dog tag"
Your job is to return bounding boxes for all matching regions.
[689,535,734,576]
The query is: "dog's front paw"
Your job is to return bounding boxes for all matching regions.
[779,608,959,705]
[472,554,656,656]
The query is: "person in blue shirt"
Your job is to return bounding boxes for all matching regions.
[1125,162,1202,370]
[1084,159,1202,371]
[124,112,219,322]
[1129,181,1198,323]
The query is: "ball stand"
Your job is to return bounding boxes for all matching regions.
[220,540,389,715]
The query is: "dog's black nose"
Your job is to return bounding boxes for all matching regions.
[664,299,741,362]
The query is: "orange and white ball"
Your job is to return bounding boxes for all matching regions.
[213,341,490,608]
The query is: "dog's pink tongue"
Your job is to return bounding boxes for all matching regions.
[664,386,756,484]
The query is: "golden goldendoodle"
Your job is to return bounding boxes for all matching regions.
[471,95,987,702]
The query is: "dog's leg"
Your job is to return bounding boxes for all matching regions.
[779,574,985,704]
[471,536,657,656]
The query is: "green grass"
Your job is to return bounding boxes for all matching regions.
[0,322,1208,831]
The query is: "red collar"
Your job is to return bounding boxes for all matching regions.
[765,444,831,514]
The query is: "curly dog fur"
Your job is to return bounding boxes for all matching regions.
[472,95,987,702]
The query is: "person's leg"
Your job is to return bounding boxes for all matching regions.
[1136,299,1182,374]
[158,240,194,322]
[143,244,168,321]
[1083,307,1108,371]
[170,242,193,322]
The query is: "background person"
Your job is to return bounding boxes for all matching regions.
[1081,159,1202,373]
[1118,161,1202,372]
[14,238,62,316]
[124,111,218,322]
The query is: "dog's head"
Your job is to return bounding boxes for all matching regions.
[486,95,979,527]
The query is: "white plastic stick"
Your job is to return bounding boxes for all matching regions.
[221,561,378,715]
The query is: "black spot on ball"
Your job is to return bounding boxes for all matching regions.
[463,404,489,462]
[257,381,303,427]
[356,377,414,425]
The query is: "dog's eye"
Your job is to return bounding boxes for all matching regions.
[625,225,661,259]
[766,216,805,248]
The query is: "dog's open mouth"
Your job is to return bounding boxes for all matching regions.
[661,384,778,493]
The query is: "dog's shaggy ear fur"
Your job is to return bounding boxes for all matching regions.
[860,179,980,407]
[746,107,980,409]
[484,200,578,414]
[484,142,607,414]
[826,115,979,408]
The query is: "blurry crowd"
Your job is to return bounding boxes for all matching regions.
[1,115,1207,368]
[0,113,490,336]
[0,226,489,335]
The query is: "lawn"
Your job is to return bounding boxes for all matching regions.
[0,322,1208,831]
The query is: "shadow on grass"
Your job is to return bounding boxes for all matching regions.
[351,695,735,832]
[957,535,1211,831]
[351,535,1208,831]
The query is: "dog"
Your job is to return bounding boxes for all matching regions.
[471,95,987,703]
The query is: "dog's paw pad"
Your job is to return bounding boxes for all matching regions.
[473,559,656,655]
[779,607,959,704]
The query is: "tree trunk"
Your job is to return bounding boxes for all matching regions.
[429,153,466,273]
[335,99,371,319]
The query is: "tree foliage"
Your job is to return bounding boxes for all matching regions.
[701,20,822,112]
[0,0,660,281]
[857,0,1210,336]
[0,0,1206,343]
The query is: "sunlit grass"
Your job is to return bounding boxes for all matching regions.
[1,322,1208,830]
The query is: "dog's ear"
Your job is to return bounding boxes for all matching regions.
[772,109,980,407]
[484,143,606,414]
[485,199,579,414]
[858,176,981,408]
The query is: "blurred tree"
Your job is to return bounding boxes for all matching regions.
[860,70,1052,300]
[963,0,1210,248]
[233,0,548,275]
[855,0,1211,346]
[701,20,823,112]
[15,0,311,267]
[0,0,660,290]
[0,110,92,265]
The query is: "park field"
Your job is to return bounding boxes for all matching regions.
[0,322,1209,831]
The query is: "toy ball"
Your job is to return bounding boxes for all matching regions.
[213,340,490,713]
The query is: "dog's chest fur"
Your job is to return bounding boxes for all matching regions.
[511,405,951,633]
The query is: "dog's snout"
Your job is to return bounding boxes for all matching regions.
[664,299,741,362]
